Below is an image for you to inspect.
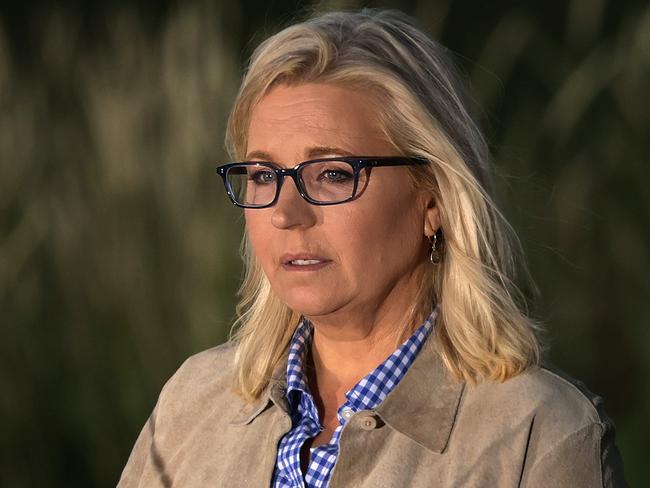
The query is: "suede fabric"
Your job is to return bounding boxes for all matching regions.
[118,339,628,487]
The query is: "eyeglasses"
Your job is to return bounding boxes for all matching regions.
[216,156,428,208]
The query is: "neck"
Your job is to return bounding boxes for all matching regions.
[304,267,427,403]
[302,315,407,426]
[307,325,399,401]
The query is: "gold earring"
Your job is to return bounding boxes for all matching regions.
[428,233,441,264]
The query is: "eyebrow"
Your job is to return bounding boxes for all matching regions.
[245,146,356,162]
[307,146,355,159]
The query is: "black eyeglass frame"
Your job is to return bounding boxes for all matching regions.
[216,156,429,209]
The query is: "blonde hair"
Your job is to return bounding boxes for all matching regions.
[225,9,542,402]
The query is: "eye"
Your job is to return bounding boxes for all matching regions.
[317,167,354,183]
[249,169,277,185]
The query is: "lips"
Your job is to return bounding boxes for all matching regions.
[290,259,323,265]
[280,253,332,271]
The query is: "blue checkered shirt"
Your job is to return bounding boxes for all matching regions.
[272,310,436,488]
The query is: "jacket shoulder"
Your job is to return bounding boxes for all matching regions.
[156,341,239,414]
[519,362,610,428]
[117,342,245,487]
[171,341,237,383]
[534,362,609,423]
[464,362,613,441]
[460,362,627,486]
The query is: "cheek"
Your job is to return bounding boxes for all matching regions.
[339,194,423,275]
[244,212,274,267]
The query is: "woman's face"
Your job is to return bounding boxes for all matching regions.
[244,83,438,322]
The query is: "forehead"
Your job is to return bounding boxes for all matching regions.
[246,83,395,161]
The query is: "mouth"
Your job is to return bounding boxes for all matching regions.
[280,253,332,271]
[289,259,324,265]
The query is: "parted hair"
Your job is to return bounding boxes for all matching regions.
[225,8,543,402]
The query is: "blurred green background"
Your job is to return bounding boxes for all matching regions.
[1,0,648,486]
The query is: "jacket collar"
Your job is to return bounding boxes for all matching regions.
[230,334,465,454]
[230,349,290,425]
[375,337,465,453]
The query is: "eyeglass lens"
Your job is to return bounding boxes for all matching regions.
[226,161,368,206]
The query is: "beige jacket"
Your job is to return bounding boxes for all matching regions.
[118,339,627,487]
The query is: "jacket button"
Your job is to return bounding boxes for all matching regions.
[360,416,377,431]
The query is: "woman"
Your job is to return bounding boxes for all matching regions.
[118,9,627,487]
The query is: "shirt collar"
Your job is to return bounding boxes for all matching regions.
[284,311,435,410]
[284,317,313,405]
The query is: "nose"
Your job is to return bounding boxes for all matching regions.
[271,175,317,229]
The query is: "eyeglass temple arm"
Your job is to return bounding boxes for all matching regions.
[363,157,429,168]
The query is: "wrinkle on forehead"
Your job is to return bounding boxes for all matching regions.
[251,92,359,134]
[246,83,394,162]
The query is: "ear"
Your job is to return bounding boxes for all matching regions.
[423,195,440,237]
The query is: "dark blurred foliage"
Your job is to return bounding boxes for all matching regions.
[0,0,648,486]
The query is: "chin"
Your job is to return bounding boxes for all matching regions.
[275,286,342,318]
